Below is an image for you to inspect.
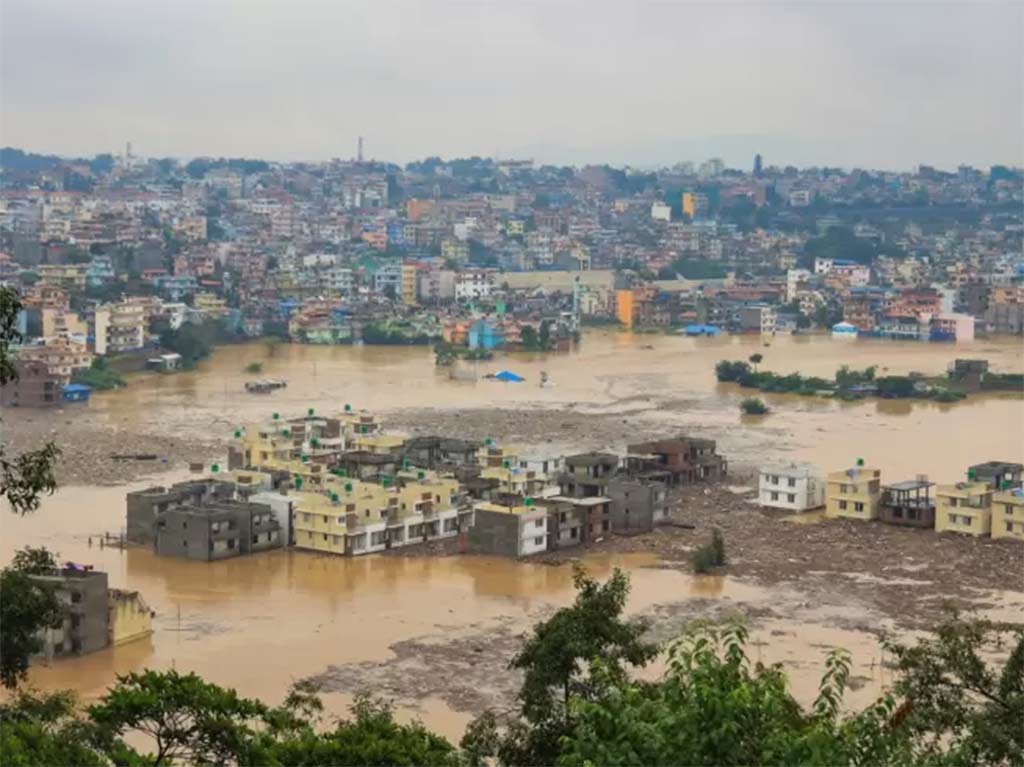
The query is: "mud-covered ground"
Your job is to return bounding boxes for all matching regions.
[2,408,221,486]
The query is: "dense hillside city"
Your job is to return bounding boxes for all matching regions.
[1,146,1022,398]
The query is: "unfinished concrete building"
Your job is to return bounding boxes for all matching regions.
[625,436,727,486]
[607,477,669,532]
[126,479,236,545]
[559,452,619,498]
[401,436,481,471]
[30,567,110,658]
[155,500,282,561]
[880,478,936,528]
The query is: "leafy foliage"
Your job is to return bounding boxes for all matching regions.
[1,287,61,514]
[741,397,770,415]
[71,357,125,390]
[692,529,727,573]
[884,615,1024,766]
[560,622,912,767]
[0,690,107,766]
[463,567,657,765]
[1,548,63,689]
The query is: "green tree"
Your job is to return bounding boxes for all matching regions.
[464,567,657,765]
[884,615,1024,766]
[87,670,269,765]
[1,287,61,514]
[740,397,769,415]
[248,695,459,766]
[0,689,107,766]
[559,622,912,767]
[10,547,58,575]
[749,352,764,371]
[1,548,63,689]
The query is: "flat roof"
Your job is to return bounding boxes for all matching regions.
[884,479,934,491]
[548,495,612,506]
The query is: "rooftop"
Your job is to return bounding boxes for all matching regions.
[884,479,934,492]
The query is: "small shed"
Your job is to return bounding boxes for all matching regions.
[61,383,92,404]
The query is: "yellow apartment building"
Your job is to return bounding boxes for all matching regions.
[401,263,419,306]
[194,292,228,318]
[480,465,547,497]
[294,474,462,557]
[108,590,154,646]
[478,443,522,469]
[935,481,994,537]
[825,466,882,520]
[990,488,1023,541]
[353,433,406,455]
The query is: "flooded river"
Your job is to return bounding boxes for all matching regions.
[90,329,1022,479]
[4,474,904,738]
[3,331,1022,738]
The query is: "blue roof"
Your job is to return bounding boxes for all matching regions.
[684,324,721,335]
[62,384,92,393]
[494,370,525,383]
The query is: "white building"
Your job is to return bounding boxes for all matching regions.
[455,270,494,301]
[759,463,826,512]
[94,301,147,355]
[651,202,672,222]
[789,190,812,207]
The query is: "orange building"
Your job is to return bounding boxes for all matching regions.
[406,199,436,222]
[616,289,635,327]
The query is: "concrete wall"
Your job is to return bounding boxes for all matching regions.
[608,478,666,532]
[109,590,153,646]
[467,509,520,557]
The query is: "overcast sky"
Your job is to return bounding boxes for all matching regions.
[2,0,1021,170]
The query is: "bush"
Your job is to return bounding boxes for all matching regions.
[715,360,752,382]
[244,361,263,374]
[692,529,726,573]
[71,358,124,390]
[740,397,769,415]
[933,389,966,403]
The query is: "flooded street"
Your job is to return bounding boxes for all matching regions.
[3,330,1022,739]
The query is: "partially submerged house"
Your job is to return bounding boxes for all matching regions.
[968,461,1024,491]
[935,481,994,537]
[30,566,153,660]
[468,499,550,557]
[879,478,936,528]
[758,463,825,512]
[825,464,882,521]
[625,436,727,486]
[992,487,1024,542]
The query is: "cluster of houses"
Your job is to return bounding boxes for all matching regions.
[758,459,1024,541]
[122,407,728,561]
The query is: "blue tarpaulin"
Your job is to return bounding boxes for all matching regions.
[494,370,525,383]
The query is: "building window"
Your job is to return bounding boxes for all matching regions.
[788,478,796,487]
[322,533,328,541]
[535,519,544,528]
[839,501,847,510]
[854,502,864,512]
[892,508,903,518]
[533,537,543,546]
[787,494,795,503]
[771,492,779,501]
[1007,521,1013,532]
[963,516,972,527]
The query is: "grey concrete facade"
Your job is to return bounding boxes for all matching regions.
[126,480,235,545]
[30,569,109,658]
[607,477,668,533]
[467,509,521,557]
[155,500,281,561]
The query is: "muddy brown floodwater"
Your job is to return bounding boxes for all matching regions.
[2,331,1022,740]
